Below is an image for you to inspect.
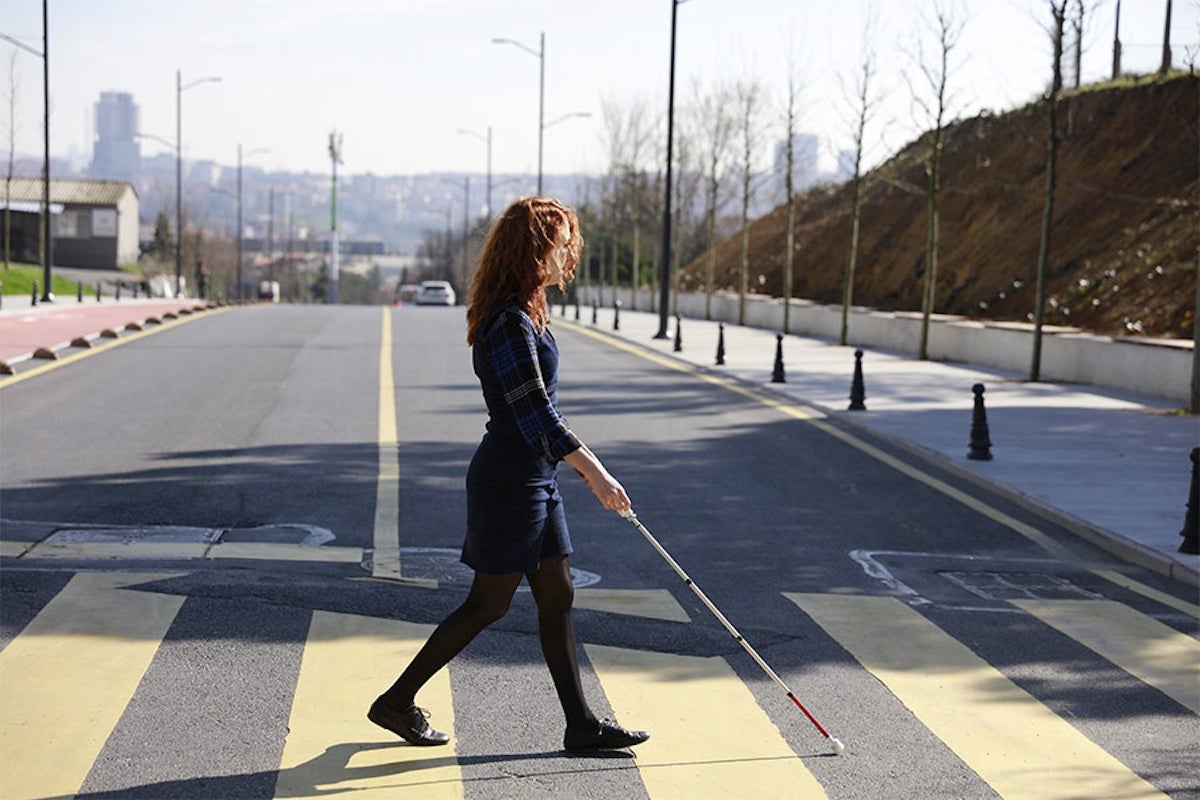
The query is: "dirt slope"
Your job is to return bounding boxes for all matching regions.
[683,73,1198,339]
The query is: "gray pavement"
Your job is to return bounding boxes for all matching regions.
[556,303,1200,589]
[4,296,1197,588]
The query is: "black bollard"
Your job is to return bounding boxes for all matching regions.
[771,333,786,383]
[715,323,726,365]
[0,280,3,310]
[574,298,580,321]
[560,291,567,316]
[77,281,84,303]
[967,383,993,460]
[849,349,867,411]
[96,282,102,302]
[591,300,598,325]
[31,280,38,306]
[673,315,683,352]
[613,300,621,331]
[1180,447,1199,555]
[115,282,122,301]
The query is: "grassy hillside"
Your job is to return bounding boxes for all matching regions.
[682,72,1197,339]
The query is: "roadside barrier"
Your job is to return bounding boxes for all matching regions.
[1181,448,1199,554]
[849,349,866,411]
[772,333,786,383]
[673,314,683,352]
[715,323,726,365]
[968,383,994,461]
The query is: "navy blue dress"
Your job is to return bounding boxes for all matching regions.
[462,303,582,575]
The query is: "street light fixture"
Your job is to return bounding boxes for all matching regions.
[456,126,492,218]
[176,70,221,298]
[1,3,52,302]
[237,144,268,301]
[492,32,545,194]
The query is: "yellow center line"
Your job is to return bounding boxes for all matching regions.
[373,308,435,587]
[560,320,1198,615]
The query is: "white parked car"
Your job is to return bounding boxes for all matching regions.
[416,280,456,306]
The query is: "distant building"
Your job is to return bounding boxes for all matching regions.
[1,178,139,269]
[91,92,141,181]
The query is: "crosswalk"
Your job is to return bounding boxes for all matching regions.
[0,571,1195,799]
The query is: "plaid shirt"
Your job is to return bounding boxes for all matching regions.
[476,305,582,464]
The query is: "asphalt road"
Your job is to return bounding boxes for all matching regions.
[1,304,1196,800]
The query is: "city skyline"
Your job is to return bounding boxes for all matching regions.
[3,0,1195,183]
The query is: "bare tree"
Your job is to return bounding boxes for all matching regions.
[839,21,880,346]
[906,2,964,360]
[1031,0,1069,382]
[735,76,765,326]
[1160,0,1173,74]
[694,78,736,320]
[1111,0,1122,78]
[779,44,804,334]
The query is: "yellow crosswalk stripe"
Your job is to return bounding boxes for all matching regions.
[583,643,827,799]
[785,593,1169,800]
[1010,599,1200,714]
[274,611,461,799]
[575,588,692,622]
[0,572,185,800]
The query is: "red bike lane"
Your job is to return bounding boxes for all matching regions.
[0,300,211,363]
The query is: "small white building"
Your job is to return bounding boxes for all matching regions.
[1,178,139,269]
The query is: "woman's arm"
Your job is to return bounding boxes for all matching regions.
[563,443,631,512]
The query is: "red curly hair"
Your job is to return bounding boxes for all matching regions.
[466,197,581,345]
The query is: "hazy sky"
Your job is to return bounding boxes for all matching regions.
[2,0,1195,179]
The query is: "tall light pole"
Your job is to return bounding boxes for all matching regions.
[492,32,544,194]
[328,131,343,305]
[657,0,686,339]
[236,144,267,301]
[1,5,51,302]
[176,70,220,297]
[457,126,492,218]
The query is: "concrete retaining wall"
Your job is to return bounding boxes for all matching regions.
[578,287,1192,404]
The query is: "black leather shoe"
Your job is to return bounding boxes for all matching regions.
[368,697,450,746]
[564,719,650,751]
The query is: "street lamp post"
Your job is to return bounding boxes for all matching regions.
[457,126,492,218]
[237,144,268,301]
[657,0,685,339]
[492,32,544,194]
[176,70,221,298]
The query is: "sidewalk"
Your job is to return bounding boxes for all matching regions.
[558,304,1200,589]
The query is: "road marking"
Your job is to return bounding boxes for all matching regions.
[274,610,460,799]
[0,572,185,800]
[0,305,226,388]
[1010,599,1200,714]
[584,643,828,799]
[1090,569,1199,619]
[575,588,692,622]
[11,539,363,563]
[562,320,1196,617]
[785,593,1169,800]
[372,308,409,582]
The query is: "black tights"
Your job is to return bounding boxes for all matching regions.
[382,555,597,730]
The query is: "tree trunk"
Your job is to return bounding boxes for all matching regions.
[1032,2,1067,382]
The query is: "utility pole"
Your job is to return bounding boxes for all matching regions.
[656,0,683,340]
[328,131,343,304]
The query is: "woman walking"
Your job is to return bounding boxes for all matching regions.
[369,197,649,753]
